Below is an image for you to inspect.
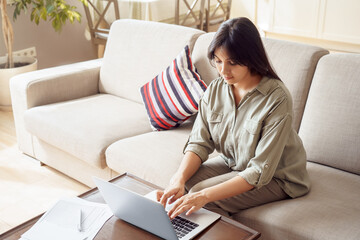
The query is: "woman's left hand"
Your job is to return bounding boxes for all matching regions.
[168,191,210,220]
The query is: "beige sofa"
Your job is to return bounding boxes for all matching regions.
[10,19,360,240]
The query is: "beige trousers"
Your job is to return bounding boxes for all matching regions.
[185,156,289,217]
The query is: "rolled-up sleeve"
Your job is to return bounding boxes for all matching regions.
[183,97,215,162]
[238,113,292,188]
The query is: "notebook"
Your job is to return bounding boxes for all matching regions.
[93,177,220,240]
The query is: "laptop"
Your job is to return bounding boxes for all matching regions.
[93,177,220,240]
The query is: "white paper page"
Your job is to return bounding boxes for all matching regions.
[22,220,87,240]
[21,197,113,240]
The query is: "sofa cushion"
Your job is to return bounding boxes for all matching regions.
[232,162,360,240]
[106,114,220,188]
[140,45,207,131]
[299,53,360,174]
[105,120,194,188]
[262,38,328,131]
[24,94,152,169]
[100,19,204,104]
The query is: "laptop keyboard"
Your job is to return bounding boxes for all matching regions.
[171,216,199,239]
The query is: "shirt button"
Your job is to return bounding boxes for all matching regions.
[264,164,269,169]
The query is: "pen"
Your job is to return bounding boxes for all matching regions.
[78,209,83,232]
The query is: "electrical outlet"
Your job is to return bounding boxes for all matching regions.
[13,47,37,58]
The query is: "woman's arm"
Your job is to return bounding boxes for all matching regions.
[202,175,254,202]
[167,175,254,219]
[157,151,202,207]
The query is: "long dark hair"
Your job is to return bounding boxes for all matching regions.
[208,17,280,80]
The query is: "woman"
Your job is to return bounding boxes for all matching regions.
[157,17,310,219]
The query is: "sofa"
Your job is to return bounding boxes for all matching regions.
[10,19,360,240]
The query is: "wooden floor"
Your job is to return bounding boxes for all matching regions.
[0,111,90,234]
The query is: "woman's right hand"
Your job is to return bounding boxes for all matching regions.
[156,151,202,208]
[157,176,186,208]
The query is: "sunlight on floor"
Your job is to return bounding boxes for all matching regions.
[0,143,90,234]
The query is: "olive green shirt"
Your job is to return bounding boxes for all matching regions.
[184,77,310,198]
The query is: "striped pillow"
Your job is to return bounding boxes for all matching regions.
[140,45,207,131]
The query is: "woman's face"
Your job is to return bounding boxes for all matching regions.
[213,47,252,87]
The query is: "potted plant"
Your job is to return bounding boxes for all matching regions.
[0,0,87,111]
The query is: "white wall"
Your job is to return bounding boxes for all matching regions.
[230,0,257,21]
[0,0,96,69]
[230,0,360,53]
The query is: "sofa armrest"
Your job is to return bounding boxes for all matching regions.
[10,58,102,157]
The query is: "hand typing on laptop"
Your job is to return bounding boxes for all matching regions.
[158,190,210,220]
[156,172,211,220]
[157,175,185,207]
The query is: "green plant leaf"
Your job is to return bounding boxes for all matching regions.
[12,0,85,33]
[40,7,47,20]
[46,4,54,12]
[73,11,81,22]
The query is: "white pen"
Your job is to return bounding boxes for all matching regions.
[78,209,83,232]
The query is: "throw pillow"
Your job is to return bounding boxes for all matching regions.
[140,45,207,131]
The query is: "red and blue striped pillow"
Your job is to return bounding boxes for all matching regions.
[140,45,207,131]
